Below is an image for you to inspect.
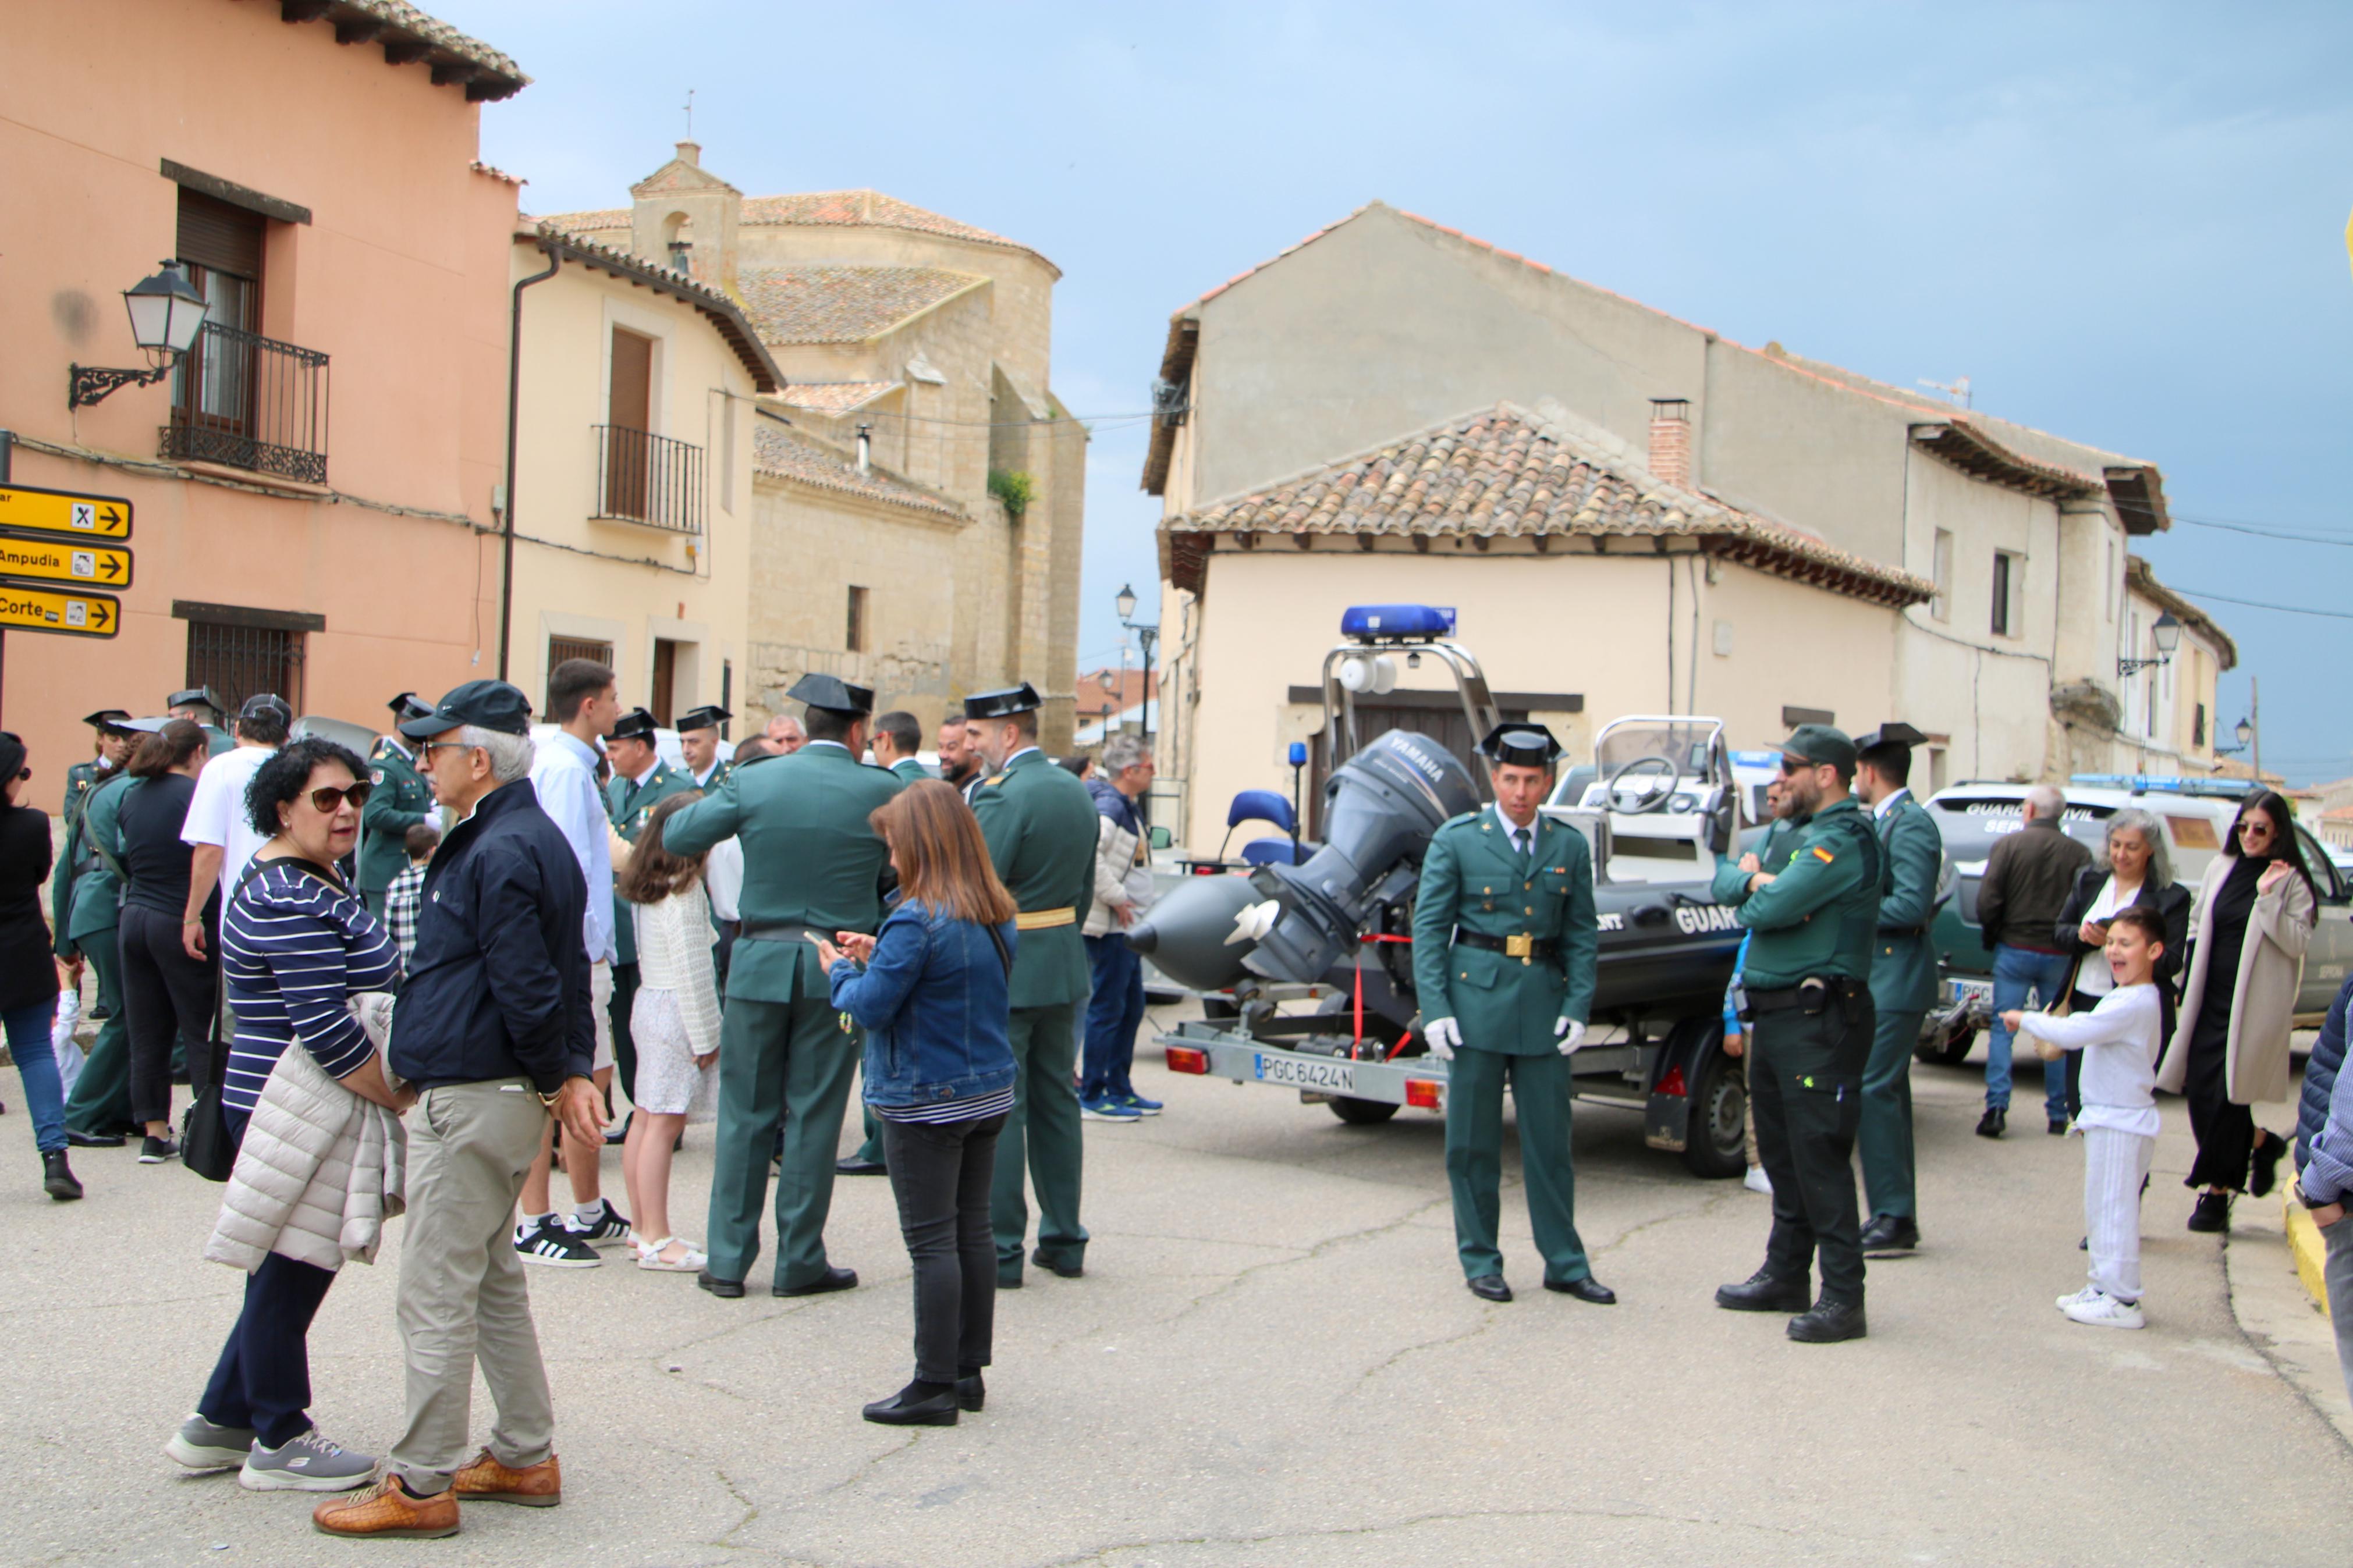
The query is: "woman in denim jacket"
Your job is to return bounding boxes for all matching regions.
[821,780,1019,1428]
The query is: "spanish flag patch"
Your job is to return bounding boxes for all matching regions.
[1811,846,1836,863]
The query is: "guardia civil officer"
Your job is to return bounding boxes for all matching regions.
[56,715,141,1146]
[358,692,437,918]
[662,675,904,1297]
[1411,723,1609,1305]
[1711,724,1884,1342]
[166,687,235,757]
[63,709,130,827]
[966,683,1099,1287]
[605,708,697,1117]
[1852,723,1942,1257]
[678,705,733,792]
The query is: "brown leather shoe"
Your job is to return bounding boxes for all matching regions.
[452,1447,561,1507]
[311,1476,460,1538]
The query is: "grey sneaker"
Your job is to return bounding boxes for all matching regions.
[165,1411,256,1472]
[239,1427,378,1492]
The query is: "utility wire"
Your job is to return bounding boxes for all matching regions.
[2173,587,2353,621]
[2174,514,2353,546]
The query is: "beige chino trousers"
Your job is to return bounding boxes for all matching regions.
[388,1079,556,1495]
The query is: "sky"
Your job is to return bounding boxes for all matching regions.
[438,1,2353,784]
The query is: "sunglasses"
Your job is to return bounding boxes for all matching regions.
[1778,756,1820,776]
[303,782,373,813]
[2238,818,2274,837]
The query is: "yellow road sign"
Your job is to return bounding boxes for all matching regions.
[0,532,133,589]
[0,582,120,638]
[0,483,133,541]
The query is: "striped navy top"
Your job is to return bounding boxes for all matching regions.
[873,1085,1016,1125]
[220,858,402,1114]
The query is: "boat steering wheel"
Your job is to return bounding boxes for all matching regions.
[1604,755,1680,814]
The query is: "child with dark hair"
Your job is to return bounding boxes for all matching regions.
[2003,903,2170,1331]
[384,821,441,970]
[614,791,719,1272]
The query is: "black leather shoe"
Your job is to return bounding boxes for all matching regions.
[2251,1132,2287,1199]
[697,1270,746,1299]
[954,1373,986,1412]
[64,1129,124,1149]
[1787,1296,1867,1343]
[1545,1275,1616,1304]
[2187,1191,2231,1233]
[1466,1274,1513,1303]
[1859,1214,1919,1256]
[1715,1269,1812,1313]
[861,1386,958,1427]
[2047,1117,2069,1136]
[1031,1248,1083,1279]
[1975,1107,2006,1139]
[775,1265,858,1297]
[836,1155,888,1176]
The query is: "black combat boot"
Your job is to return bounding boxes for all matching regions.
[1787,1294,1867,1343]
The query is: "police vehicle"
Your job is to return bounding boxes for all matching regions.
[1135,605,1754,1176]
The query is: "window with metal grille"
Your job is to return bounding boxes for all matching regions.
[185,617,305,713]
[549,635,613,670]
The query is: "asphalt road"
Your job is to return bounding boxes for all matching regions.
[7,1014,2350,1567]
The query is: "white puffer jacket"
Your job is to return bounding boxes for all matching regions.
[205,995,406,1274]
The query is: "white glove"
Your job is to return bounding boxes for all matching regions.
[1423,1016,1461,1060]
[1555,1017,1587,1056]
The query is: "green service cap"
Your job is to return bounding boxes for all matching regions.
[1780,723,1858,771]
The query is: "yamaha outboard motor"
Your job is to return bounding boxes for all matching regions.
[1243,728,1479,983]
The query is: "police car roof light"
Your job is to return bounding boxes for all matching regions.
[2068,773,2263,799]
[1340,603,1456,643]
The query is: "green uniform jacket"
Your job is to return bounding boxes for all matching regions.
[890,758,934,785]
[690,761,731,794]
[973,748,1098,1009]
[1410,805,1599,1054]
[1712,797,1883,989]
[662,742,902,1003]
[202,724,235,758]
[1868,791,1944,1014]
[605,760,699,965]
[358,739,434,896]
[49,765,125,956]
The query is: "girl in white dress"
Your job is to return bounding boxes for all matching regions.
[614,791,721,1273]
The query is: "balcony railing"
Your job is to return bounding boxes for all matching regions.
[159,321,331,486]
[592,424,704,534]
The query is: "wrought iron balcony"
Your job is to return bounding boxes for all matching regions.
[158,321,331,486]
[592,424,704,534]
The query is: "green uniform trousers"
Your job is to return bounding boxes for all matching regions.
[1444,1047,1592,1285]
[608,962,641,1104]
[362,890,388,920]
[1858,1007,1924,1222]
[991,1001,1088,1277]
[704,995,858,1290]
[1749,998,1874,1301]
[63,931,134,1137]
[854,1097,885,1167]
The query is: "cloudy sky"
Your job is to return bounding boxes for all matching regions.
[439,1,2352,784]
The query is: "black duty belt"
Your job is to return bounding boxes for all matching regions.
[1746,976,1869,1016]
[737,920,824,944]
[1454,929,1559,965]
[1877,924,1927,937]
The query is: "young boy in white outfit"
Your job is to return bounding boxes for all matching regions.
[2002,904,2168,1331]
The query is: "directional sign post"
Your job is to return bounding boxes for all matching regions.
[0,583,120,639]
[0,532,133,589]
[0,482,133,541]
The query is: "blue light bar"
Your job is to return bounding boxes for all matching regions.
[2070,773,2262,798]
[1340,603,1456,641]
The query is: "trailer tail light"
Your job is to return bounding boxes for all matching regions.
[1166,1046,1211,1075]
[1655,1065,1688,1098]
[1404,1078,1443,1110]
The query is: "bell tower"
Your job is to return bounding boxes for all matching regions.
[629,140,741,294]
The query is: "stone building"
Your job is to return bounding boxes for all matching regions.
[544,144,1083,744]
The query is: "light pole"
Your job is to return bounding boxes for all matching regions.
[1115,582,1159,741]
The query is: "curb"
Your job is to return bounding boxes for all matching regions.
[2285,1191,2333,1313]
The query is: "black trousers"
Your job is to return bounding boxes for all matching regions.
[879,1111,1007,1384]
[1749,993,1874,1302]
[609,960,641,1104]
[118,902,217,1126]
[2183,1002,2257,1191]
[197,1108,337,1448]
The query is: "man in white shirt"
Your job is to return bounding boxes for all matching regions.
[178,694,289,961]
[512,658,627,1267]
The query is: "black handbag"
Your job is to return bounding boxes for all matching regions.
[180,993,237,1182]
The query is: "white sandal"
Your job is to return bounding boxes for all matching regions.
[636,1236,708,1272]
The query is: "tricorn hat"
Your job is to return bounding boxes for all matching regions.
[166,686,226,717]
[963,683,1042,721]
[82,708,132,730]
[788,674,875,717]
[676,704,732,734]
[1853,721,1926,757]
[1478,721,1564,767]
[606,707,660,743]
[388,691,435,724]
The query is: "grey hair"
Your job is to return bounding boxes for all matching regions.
[2101,807,2174,890]
[2023,783,2064,820]
[1101,733,1151,774]
[457,725,535,784]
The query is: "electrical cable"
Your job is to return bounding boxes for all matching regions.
[2171,588,2353,621]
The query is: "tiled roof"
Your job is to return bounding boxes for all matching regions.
[273,1,527,101]
[778,382,898,415]
[470,161,524,186]
[741,192,1054,272]
[2125,555,2238,671]
[536,207,629,233]
[529,222,783,393]
[753,420,962,519]
[1161,403,1933,609]
[740,266,983,346]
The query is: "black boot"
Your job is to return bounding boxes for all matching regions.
[2251,1132,2287,1199]
[2187,1190,2231,1233]
[863,1380,958,1427]
[1715,1268,1812,1313]
[1788,1295,1867,1343]
[42,1150,83,1201]
[1975,1107,2006,1139]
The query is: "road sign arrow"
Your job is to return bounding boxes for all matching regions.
[100,506,124,529]
[87,600,112,631]
[100,555,122,579]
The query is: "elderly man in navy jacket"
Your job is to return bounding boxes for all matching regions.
[315,681,601,1541]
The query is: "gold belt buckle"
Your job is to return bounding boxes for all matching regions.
[1504,933,1534,963]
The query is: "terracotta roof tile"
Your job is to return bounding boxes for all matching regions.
[740,192,1053,271]
[537,207,628,233]
[528,222,782,393]
[279,2,527,99]
[740,266,981,345]
[753,422,961,518]
[1162,403,1932,608]
[778,381,897,415]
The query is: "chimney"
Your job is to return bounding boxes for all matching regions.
[856,423,872,477]
[675,139,702,167]
[1648,399,1691,488]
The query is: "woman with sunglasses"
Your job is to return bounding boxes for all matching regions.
[2158,790,2317,1232]
[166,737,404,1492]
[0,731,81,1200]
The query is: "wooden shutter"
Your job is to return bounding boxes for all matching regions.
[609,329,652,431]
[177,187,264,280]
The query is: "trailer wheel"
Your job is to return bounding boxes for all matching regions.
[1681,1047,1747,1179]
[1329,1096,1401,1126]
[1915,1021,1976,1067]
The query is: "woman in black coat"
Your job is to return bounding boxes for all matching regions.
[0,731,80,1200]
[2050,806,2192,1121]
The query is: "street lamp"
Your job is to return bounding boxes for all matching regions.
[2117,611,2181,678]
[2217,716,2255,756]
[1115,582,1159,741]
[69,261,210,408]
